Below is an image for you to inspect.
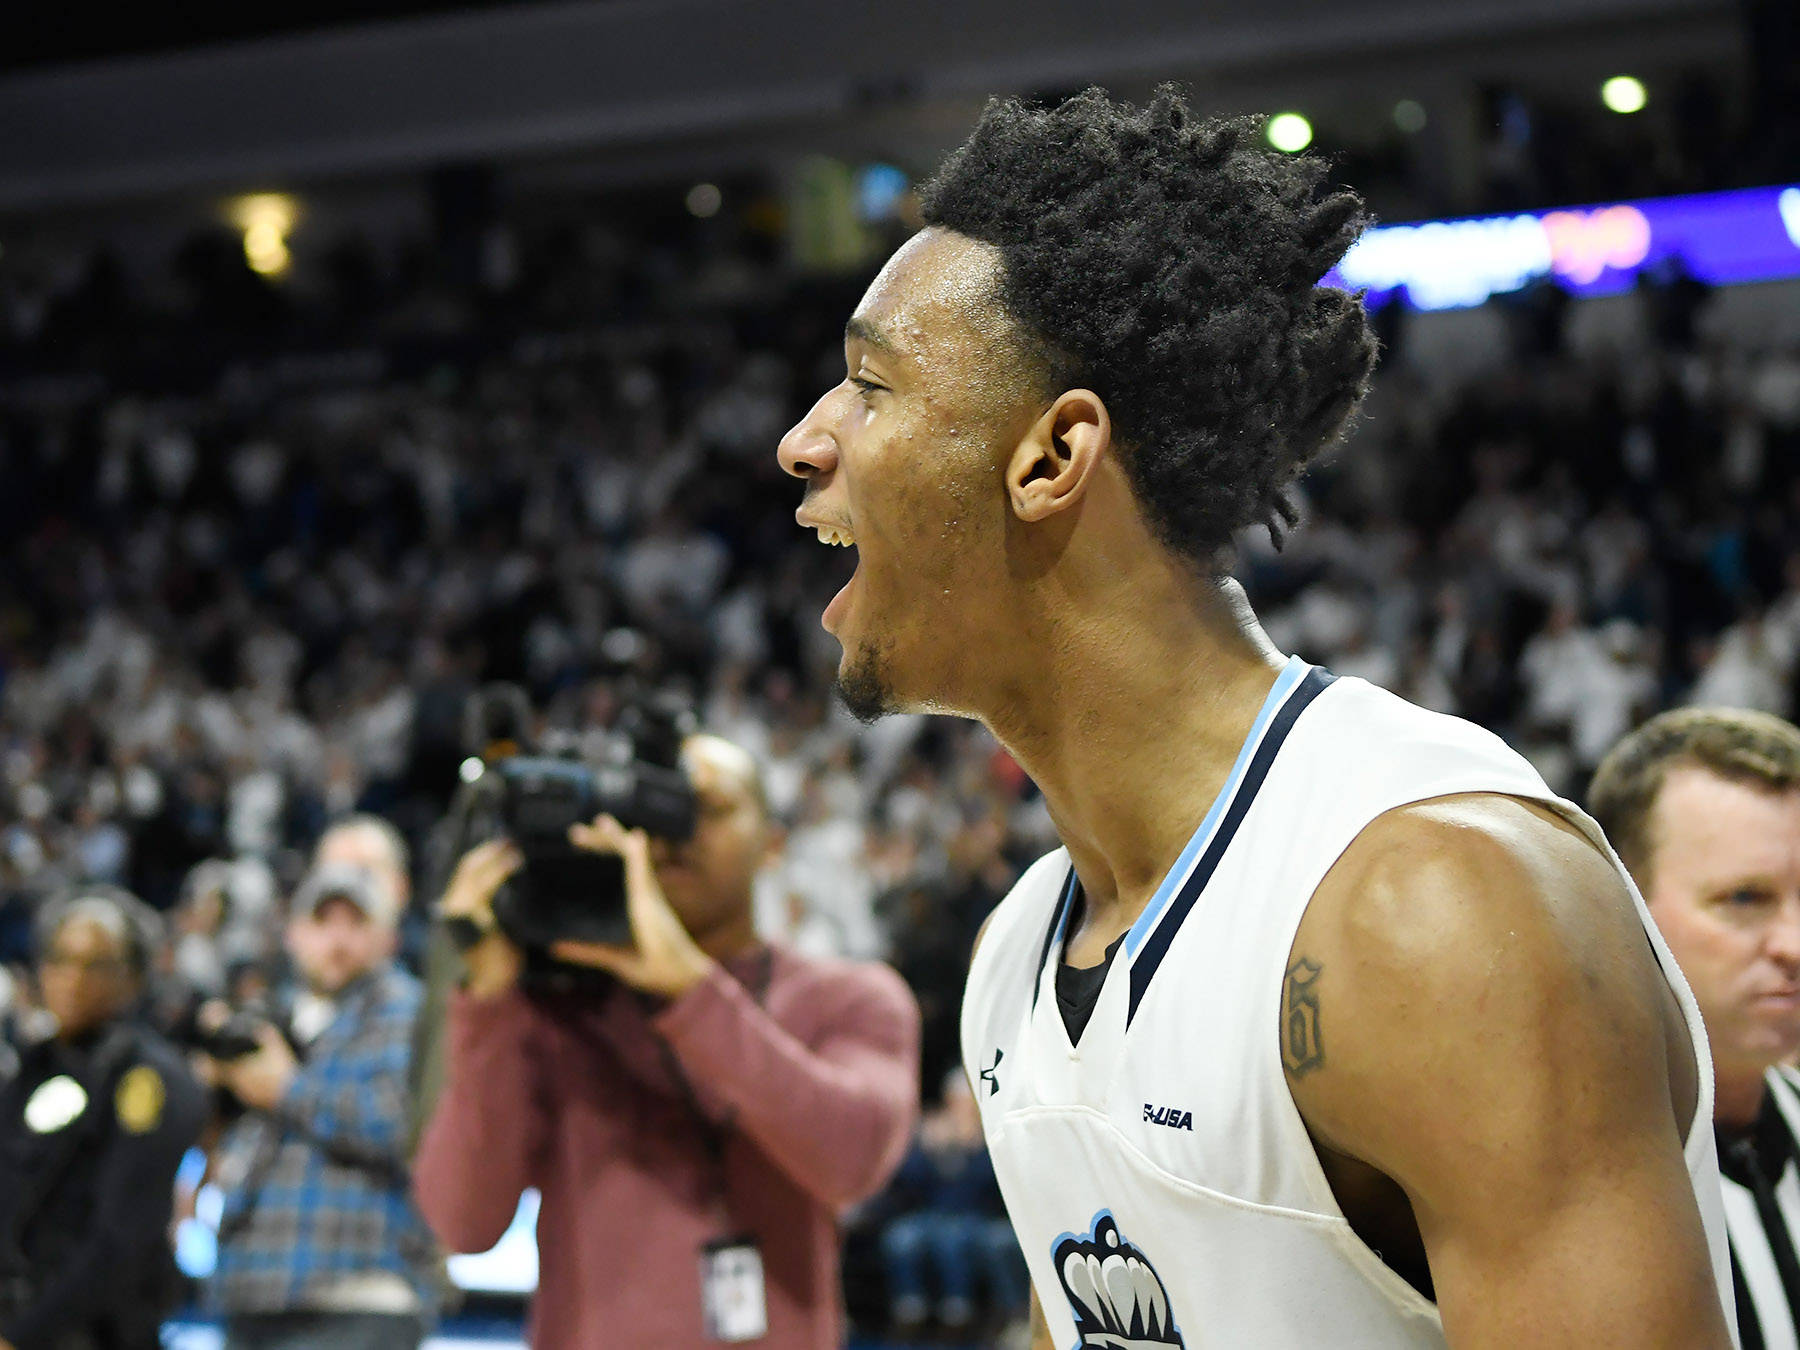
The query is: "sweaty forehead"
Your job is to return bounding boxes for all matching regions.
[852,228,1018,373]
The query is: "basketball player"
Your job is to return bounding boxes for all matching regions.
[777,89,1737,1348]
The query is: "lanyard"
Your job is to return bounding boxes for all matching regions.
[648,946,775,1226]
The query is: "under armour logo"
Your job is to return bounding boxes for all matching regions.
[979,1048,1003,1096]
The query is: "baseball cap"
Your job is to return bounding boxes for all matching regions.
[292,864,398,929]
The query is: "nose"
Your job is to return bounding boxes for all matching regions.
[1766,897,1800,973]
[777,388,842,482]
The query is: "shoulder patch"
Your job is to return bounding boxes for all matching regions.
[115,1063,166,1134]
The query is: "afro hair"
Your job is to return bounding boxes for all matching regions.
[919,86,1378,567]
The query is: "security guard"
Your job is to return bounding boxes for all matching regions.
[0,887,205,1350]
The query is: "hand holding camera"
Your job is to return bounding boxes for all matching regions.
[191,1000,298,1111]
[216,1023,299,1111]
[439,840,527,1001]
[552,814,716,1000]
[441,819,715,1002]
[438,685,711,996]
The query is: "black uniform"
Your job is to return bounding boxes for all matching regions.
[0,1019,205,1350]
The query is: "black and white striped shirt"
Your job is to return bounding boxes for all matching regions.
[1719,1067,1800,1350]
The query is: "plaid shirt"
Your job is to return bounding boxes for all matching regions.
[209,965,441,1317]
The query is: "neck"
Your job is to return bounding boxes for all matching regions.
[1717,1066,1771,1131]
[57,1020,110,1046]
[975,563,1284,939]
[696,911,761,964]
[310,967,374,999]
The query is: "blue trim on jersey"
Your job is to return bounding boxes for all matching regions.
[1032,869,1083,1011]
[1122,655,1310,958]
[1028,657,1328,1023]
[1126,665,1335,1023]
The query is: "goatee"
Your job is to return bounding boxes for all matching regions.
[833,639,898,724]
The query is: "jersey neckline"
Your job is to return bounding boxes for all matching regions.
[1034,655,1336,1033]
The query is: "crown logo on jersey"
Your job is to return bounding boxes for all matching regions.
[1052,1212,1185,1349]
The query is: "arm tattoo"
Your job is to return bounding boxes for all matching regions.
[1282,956,1325,1076]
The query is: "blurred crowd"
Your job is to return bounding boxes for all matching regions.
[1,208,1799,1334]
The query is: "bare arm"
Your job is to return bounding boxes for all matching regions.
[1287,794,1732,1350]
[1029,1288,1054,1349]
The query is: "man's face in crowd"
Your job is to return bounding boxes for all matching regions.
[650,736,775,943]
[777,228,1045,721]
[1641,765,1800,1085]
[39,915,136,1039]
[315,823,409,919]
[286,895,394,996]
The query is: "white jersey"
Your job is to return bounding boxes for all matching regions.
[962,657,1735,1349]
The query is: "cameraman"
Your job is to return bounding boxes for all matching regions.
[414,734,920,1348]
[0,888,204,1350]
[203,864,440,1350]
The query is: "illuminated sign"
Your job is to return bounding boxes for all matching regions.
[1323,184,1800,311]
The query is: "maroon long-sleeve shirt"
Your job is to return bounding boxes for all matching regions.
[413,943,920,1348]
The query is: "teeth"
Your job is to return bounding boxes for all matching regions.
[813,526,856,548]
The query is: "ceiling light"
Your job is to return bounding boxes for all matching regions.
[1601,76,1647,115]
[1266,113,1313,154]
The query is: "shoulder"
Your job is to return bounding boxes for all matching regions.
[1289,793,1668,1165]
[770,944,920,1026]
[372,964,425,1017]
[973,847,1070,962]
[116,1027,206,1137]
[1302,792,1634,981]
[1772,1064,1800,1100]
[1008,846,1073,901]
[128,1025,200,1083]
[1285,675,1550,798]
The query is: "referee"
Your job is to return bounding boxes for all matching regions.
[1591,707,1800,1349]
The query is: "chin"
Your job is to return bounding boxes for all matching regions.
[833,636,902,724]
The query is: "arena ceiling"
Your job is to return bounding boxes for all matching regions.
[6,1,544,74]
[0,0,1746,211]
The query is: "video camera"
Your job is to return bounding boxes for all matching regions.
[451,683,699,953]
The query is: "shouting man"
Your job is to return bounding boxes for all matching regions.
[777,88,1736,1349]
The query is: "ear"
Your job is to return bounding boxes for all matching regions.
[1004,390,1110,524]
[760,821,787,871]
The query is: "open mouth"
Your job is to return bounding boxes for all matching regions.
[810,523,859,634]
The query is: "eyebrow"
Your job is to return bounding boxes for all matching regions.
[844,315,899,355]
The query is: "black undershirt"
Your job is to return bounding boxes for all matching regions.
[1056,930,1125,1045]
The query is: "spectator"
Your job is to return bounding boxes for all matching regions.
[312,814,418,949]
[413,733,920,1348]
[1688,610,1796,714]
[0,887,205,1350]
[203,865,439,1350]
[878,1072,1026,1335]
